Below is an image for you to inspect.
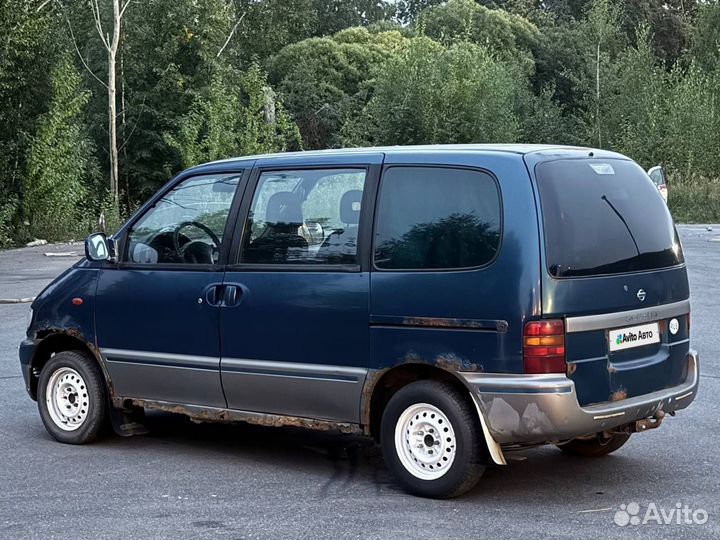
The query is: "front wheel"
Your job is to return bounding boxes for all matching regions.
[37,350,108,444]
[557,433,631,457]
[380,380,486,498]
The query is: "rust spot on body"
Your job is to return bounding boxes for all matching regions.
[435,353,478,372]
[610,388,628,402]
[127,399,361,434]
[360,368,387,432]
[566,363,577,376]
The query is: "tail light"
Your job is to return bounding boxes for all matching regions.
[523,319,566,374]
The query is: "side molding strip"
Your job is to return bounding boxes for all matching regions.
[370,315,508,333]
[101,348,218,370]
[221,358,367,383]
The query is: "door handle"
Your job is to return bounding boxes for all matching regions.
[202,284,222,307]
[221,283,245,307]
[223,285,237,307]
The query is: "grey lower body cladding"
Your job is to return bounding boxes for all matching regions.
[101,348,367,423]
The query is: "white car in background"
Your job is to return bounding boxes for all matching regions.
[648,165,668,203]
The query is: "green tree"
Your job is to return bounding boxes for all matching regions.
[692,1,720,72]
[268,28,407,149]
[416,0,539,73]
[598,26,669,164]
[165,65,302,168]
[344,38,522,145]
[23,55,97,241]
[0,0,57,245]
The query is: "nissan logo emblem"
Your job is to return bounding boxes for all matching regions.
[637,289,646,302]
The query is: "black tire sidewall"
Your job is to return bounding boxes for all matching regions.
[380,381,484,498]
[37,351,107,444]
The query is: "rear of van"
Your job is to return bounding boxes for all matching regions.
[533,154,691,405]
[468,149,698,446]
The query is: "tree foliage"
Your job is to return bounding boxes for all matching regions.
[165,65,302,168]
[23,55,97,241]
[345,38,522,145]
[2,0,720,245]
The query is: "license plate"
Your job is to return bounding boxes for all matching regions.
[609,322,660,352]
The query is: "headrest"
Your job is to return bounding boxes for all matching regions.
[265,192,303,224]
[340,190,362,225]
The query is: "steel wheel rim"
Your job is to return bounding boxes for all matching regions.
[394,402,457,480]
[45,367,89,431]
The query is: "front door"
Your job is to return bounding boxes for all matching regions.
[219,155,382,422]
[95,170,247,407]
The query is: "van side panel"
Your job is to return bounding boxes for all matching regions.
[369,152,541,375]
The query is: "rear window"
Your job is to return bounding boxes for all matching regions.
[536,158,683,278]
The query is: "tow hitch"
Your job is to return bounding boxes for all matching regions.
[610,410,666,436]
[634,409,666,432]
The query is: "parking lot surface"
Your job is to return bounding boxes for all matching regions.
[0,226,718,539]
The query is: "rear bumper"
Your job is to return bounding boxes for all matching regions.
[460,350,699,444]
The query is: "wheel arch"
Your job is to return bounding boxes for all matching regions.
[29,331,111,400]
[362,362,506,465]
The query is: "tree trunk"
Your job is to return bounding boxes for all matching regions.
[107,0,121,212]
[108,48,118,207]
[596,41,601,148]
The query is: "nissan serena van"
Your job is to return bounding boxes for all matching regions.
[20,145,698,498]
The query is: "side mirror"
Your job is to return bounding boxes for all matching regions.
[85,233,116,262]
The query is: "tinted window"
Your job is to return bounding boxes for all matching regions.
[241,169,366,265]
[536,159,683,278]
[374,167,501,270]
[127,174,240,264]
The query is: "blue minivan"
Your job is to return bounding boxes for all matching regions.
[20,145,698,498]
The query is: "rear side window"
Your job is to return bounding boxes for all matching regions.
[536,158,683,278]
[374,166,501,270]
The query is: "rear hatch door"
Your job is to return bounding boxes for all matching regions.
[529,155,690,407]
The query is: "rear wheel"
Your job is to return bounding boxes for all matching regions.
[37,350,108,444]
[557,433,631,457]
[380,380,485,498]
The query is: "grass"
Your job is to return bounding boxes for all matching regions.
[668,175,720,224]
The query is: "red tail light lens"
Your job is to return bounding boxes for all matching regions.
[523,319,566,374]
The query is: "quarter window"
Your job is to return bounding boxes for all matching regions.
[126,174,240,264]
[374,167,501,270]
[241,169,367,265]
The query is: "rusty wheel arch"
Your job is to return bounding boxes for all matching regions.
[28,330,113,400]
[361,363,477,440]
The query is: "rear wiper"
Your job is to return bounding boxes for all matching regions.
[602,195,640,256]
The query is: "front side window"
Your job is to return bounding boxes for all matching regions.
[126,174,240,264]
[374,167,501,270]
[241,169,367,265]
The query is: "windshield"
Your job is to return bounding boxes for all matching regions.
[536,158,683,278]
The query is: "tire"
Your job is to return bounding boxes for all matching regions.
[380,380,486,499]
[37,350,108,444]
[557,433,631,457]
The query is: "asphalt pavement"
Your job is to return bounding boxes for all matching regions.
[0,226,718,539]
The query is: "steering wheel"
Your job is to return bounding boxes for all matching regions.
[172,221,221,261]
